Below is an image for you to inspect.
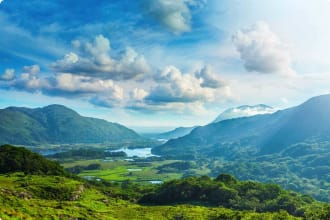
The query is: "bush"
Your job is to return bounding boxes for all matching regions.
[0,144,65,176]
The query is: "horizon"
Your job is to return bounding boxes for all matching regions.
[1,0,330,128]
[1,92,328,134]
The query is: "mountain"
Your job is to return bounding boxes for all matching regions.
[153,94,330,158]
[213,104,275,123]
[150,126,198,140]
[0,104,142,145]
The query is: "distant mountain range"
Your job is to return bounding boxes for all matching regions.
[0,105,143,146]
[148,104,274,141]
[149,126,198,140]
[153,94,330,158]
[212,104,275,123]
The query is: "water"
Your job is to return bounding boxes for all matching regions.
[107,147,158,158]
[149,180,163,184]
[82,175,96,181]
[36,149,64,156]
[127,168,142,172]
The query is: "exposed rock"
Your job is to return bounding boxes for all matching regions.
[18,191,32,200]
[70,184,84,201]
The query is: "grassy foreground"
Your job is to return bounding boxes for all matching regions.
[0,173,307,220]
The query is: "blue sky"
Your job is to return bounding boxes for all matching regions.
[1,0,330,132]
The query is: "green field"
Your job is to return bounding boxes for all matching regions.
[61,159,207,183]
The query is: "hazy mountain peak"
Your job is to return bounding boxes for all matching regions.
[213,104,275,123]
[146,126,198,141]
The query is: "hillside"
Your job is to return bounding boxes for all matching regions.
[0,173,310,220]
[0,144,65,175]
[154,94,330,157]
[150,126,198,140]
[152,94,330,202]
[0,104,143,145]
[0,145,329,219]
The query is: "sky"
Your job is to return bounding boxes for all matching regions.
[1,0,330,132]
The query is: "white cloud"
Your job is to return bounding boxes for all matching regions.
[233,21,295,76]
[53,73,119,95]
[90,87,124,108]
[0,69,15,81]
[65,52,79,64]
[130,88,149,101]
[14,65,50,92]
[147,65,215,103]
[142,0,205,33]
[195,66,226,88]
[23,65,40,75]
[9,64,124,108]
[2,62,233,114]
[52,35,151,80]
[0,0,4,4]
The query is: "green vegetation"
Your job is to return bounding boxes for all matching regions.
[58,144,329,202]
[208,143,330,202]
[151,95,330,202]
[48,148,127,159]
[0,173,329,219]
[63,159,184,182]
[0,145,329,219]
[154,95,330,157]
[0,144,65,175]
[1,95,330,218]
[0,104,143,146]
[140,174,313,217]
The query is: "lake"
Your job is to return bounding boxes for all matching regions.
[149,180,163,184]
[35,149,64,156]
[107,147,158,158]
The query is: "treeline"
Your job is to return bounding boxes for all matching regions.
[139,174,315,217]
[208,142,330,202]
[48,148,126,159]
[0,144,65,175]
[65,163,101,174]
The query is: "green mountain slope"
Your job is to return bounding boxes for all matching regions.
[0,144,65,175]
[152,95,330,202]
[154,94,330,157]
[0,104,143,145]
[150,126,198,140]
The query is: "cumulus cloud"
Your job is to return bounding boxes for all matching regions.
[1,62,230,113]
[0,69,15,81]
[90,90,124,108]
[23,65,40,75]
[52,35,150,80]
[233,21,295,76]
[11,65,50,92]
[5,64,124,107]
[130,88,149,101]
[142,0,206,33]
[195,66,226,88]
[146,65,214,103]
[0,0,4,4]
[49,74,122,97]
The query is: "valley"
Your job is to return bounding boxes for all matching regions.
[1,145,329,219]
[1,94,330,219]
[3,1,330,219]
